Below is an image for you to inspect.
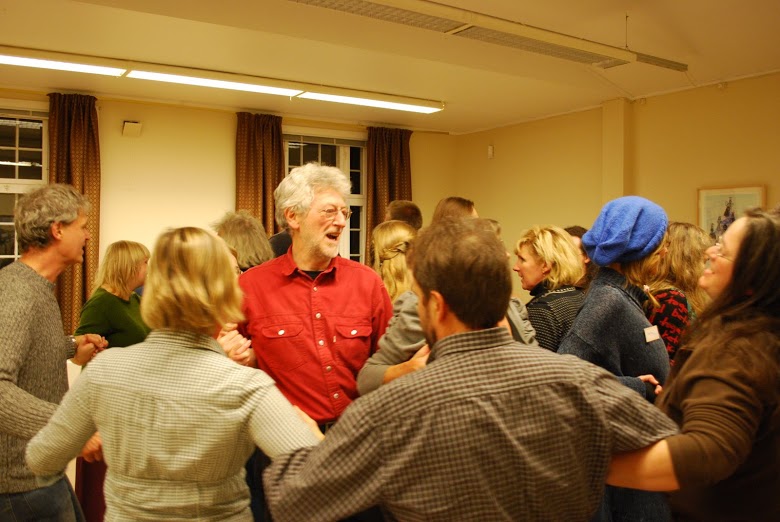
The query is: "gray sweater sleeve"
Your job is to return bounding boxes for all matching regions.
[0,287,57,440]
[357,291,425,396]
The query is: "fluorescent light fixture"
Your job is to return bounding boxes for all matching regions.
[0,46,444,114]
[0,54,125,76]
[298,92,442,114]
[127,70,303,97]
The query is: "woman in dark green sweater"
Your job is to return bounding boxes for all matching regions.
[74,239,151,521]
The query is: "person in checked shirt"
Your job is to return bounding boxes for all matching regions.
[264,217,680,522]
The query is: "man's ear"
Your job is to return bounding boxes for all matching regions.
[51,222,64,240]
[284,208,301,231]
[429,290,447,322]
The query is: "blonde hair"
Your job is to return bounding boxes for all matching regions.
[212,210,273,270]
[93,241,150,297]
[515,225,584,290]
[619,236,668,310]
[647,222,712,315]
[142,227,244,335]
[372,220,416,301]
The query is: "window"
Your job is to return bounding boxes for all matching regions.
[0,107,49,269]
[284,134,367,263]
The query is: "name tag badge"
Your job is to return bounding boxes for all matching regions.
[644,325,661,343]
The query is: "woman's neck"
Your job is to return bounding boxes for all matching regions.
[102,284,130,300]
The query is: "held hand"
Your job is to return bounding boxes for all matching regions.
[293,406,325,441]
[217,329,254,367]
[71,334,108,366]
[80,432,103,463]
[382,344,431,384]
[638,374,663,395]
[218,322,239,338]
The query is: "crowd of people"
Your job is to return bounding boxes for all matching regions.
[1,163,777,522]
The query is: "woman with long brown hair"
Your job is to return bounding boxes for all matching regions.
[608,207,780,520]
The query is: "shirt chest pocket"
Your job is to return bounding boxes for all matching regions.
[333,323,373,372]
[258,323,307,371]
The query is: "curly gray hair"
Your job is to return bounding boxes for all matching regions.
[15,184,90,252]
[274,163,351,229]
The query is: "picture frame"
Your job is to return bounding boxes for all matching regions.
[698,186,765,241]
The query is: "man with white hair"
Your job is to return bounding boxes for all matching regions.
[239,163,392,520]
[0,183,107,520]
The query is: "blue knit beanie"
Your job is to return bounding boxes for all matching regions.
[582,196,668,266]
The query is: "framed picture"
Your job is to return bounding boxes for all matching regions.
[698,186,765,241]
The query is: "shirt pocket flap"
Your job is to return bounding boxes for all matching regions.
[260,324,304,339]
[335,324,372,339]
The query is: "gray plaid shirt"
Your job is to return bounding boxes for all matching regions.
[26,330,321,521]
[265,327,679,521]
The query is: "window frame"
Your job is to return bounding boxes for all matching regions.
[0,101,50,269]
[283,126,368,263]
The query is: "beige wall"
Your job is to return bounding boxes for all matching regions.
[97,101,236,254]
[631,73,780,223]
[409,132,458,224]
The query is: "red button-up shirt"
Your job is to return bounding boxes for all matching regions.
[239,253,392,423]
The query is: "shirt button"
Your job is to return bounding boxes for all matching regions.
[278,329,285,335]
[315,313,321,319]
[318,340,324,346]
[325,365,333,372]
[350,329,357,335]
[313,286,318,292]
[333,393,340,399]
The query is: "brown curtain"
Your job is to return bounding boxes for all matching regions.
[235,112,285,235]
[48,93,101,336]
[366,126,413,263]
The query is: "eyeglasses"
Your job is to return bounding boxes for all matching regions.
[714,242,734,262]
[318,207,352,222]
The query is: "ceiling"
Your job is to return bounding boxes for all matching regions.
[1,0,779,134]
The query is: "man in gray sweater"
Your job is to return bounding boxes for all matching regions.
[0,184,107,521]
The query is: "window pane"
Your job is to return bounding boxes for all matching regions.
[349,205,361,229]
[302,143,319,164]
[320,144,336,166]
[288,142,301,166]
[350,171,361,194]
[0,149,15,179]
[0,225,14,255]
[18,119,43,149]
[0,258,14,270]
[0,193,14,221]
[350,147,360,171]
[18,150,43,180]
[350,230,360,255]
[0,119,16,147]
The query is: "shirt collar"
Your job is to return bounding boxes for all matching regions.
[594,267,648,305]
[429,327,515,363]
[145,329,227,357]
[530,281,550,297]
[279,250,340,278]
